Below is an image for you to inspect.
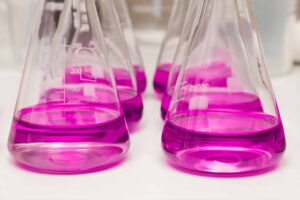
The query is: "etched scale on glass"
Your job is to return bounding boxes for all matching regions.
[162,0,286,175]
[161,62,233,119]
[8,0,130,174]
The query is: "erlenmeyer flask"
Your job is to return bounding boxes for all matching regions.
[8,0,130,174]
[162,0,286,175]
[113,0,147,93]
[91,0,143,125]
[153,0,192,95]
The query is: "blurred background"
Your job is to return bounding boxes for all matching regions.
[127,0,300,77]
[0,0,300,77]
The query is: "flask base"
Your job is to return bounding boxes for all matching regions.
[9,142,129,174]
[164,147,283,176]
[162,110,285,175]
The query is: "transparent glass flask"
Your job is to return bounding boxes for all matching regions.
[153,0,193,95]
[162,0,286,175]
[161,0,203,119]
[113,0,147,93]
[8,0,130,174]
[92,0,143,125]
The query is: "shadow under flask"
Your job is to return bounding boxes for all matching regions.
[162,0,286,175]
[8,0,130,174]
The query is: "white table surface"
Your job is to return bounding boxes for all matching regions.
[0,44,300,200]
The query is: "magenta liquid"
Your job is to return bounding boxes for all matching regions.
[109,69,144,124]
[154,62,231,95]
[153,63,172,94]
[134,65,147,93]
[118,88,143,124]
[112,67,146,94]
[42,85,143,125]
[162,110,285,175]
[161,91,263,120]
[184,62,231,86]
[161,94,172,119]
[9,103,130,174]
[64,65,146,93]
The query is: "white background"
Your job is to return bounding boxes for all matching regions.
[0,44,300,200]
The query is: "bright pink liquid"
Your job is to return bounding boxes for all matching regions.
[162,110,285,175]
[161,91,263,120]
[154,62,231,95]
[161,94,172,119]
[184,62,231,86]
[153,63,172,94]
[106,67,146,93]
[41,86,143,126]
[118,88,143,124]
[134,65,147,93]
[9,103,130,174]
[110,69,144,124]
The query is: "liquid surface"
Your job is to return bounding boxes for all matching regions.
[162,110,285,174]
[183,63,231,87]
[9,104,129,174]
[161,91,263,120]
[154,62,232,95]
[42,83,143,124]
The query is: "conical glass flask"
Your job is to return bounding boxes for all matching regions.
[113,0,147,93]
[153,0,193,95]
[8,0,130,174]
[91,0,143,125]
[162,0,286,175]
